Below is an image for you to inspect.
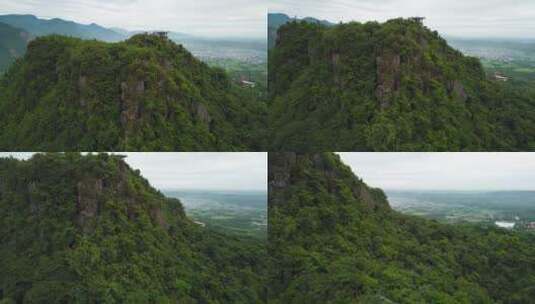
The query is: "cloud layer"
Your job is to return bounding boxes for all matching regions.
[338,153,535,191]
[271,0,535,38]
[0,0,268,38]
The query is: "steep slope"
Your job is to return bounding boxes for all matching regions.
[269,19,535,151]
[0,33,266,151]
[0,153,266,303]
[0,22,29,73]
[268,152,535,303]
[0,14,125,42]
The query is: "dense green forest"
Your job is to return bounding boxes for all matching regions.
[269,18,535,151]
[0,153,267,303]
[268,152,535,303]
[0,33,266,151]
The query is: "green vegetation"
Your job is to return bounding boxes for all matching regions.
[268,152,535,303]
[269,19,535,151]
[0,153,266,303]
[0,33,266,151]
[204,58,267,101]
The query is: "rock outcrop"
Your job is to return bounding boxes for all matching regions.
[375,52,401,109]
[449,80,468,102]
[194,102,212,125]
[74,157,169,233]
[76,177,103,233]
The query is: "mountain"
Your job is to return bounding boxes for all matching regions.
[0,22,29,73]
[268,18,535,151]
[0,14,125,42]
[0,153,266,303]
[268,13,333,49]
[0,33,267,151]
[268,152,535,303]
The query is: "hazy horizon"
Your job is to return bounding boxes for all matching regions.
[0,0,267,39]
[338,153,535,191]
[270,0,535,39]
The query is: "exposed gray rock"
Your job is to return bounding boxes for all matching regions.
[76,178,103,233]
[78,75,87,106]
[375,52,401,109]
[120,80,140,128]
[449,80,468,102]
[195,102,212,124]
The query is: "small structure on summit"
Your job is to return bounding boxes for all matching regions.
[153,31,168,39]
[410,17,426,24]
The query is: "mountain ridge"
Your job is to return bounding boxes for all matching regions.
[268,152,535,303]
[269,17,535,151]
[0,32,266,151]
[268,13,334,49]
[0,22,29,72]
[0,14,125,42]
[0,153,267,303]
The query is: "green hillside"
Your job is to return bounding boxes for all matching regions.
[0,33,266,151]
[0,153,266,303]
[269,19,535,151]
[0,22,29,73]
[268,152,535,303]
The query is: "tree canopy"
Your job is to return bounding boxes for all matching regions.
[268,152,535,303]
[0,33,267,151]
[269,19,535,151]
[0,153,267,303]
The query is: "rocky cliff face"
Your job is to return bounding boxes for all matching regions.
[75,156,172,233]
[76,177,103,233]
[375,52,401,108]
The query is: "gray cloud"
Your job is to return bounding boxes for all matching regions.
[338,153,535,191]
[0,152,267,191]
[0,0,268,38]
[270,0,535,38]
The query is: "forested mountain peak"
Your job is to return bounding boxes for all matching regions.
[268,152,535,303]
[268,152,389,212]
[0,32,266,151]
[0,153,266,302]
[272,17,481,102]
[0,153,184,233]
[269,18,535,151]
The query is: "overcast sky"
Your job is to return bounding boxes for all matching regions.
[0,0,267,38]
[338,153,535,191]
[271,0,535,39]
[0,152,267,191]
